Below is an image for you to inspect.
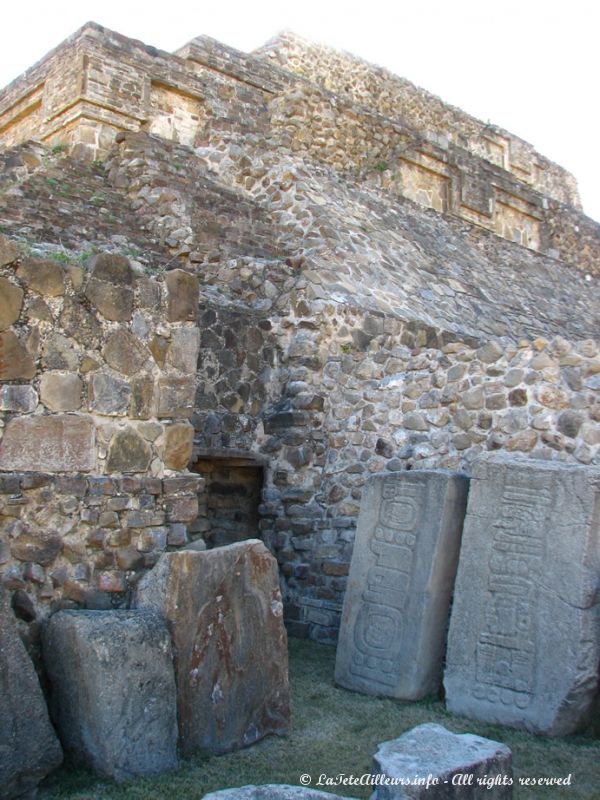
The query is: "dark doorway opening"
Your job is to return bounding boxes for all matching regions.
[191,453,264,549]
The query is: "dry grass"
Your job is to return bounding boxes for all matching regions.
[40,637,600,799]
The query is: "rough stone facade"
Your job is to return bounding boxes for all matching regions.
[0,585,63,799]
[255,32,578,206]
[1,24,599,273]
[0,246,205,622]
[0,24,598,644]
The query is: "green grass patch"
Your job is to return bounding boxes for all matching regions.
[39,638,599,799]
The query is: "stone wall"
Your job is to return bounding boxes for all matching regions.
[107,133,288,262]
[255,31,580,208]
[1,23,599,644]
[0,473,201,616]
[257,312,600,640]
[3,217,597,641]
[185,290,594,641]
[545,200,600,276]
[0,23,274,161]
[0,250,201,476]
[186,251,599,640]
[2,23,600,273]
[0,142,172,267]
[266,85,547,252]
[0,240,206,624]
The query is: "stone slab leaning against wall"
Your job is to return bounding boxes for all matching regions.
[335,470,469,700]
[444,457,600,735]
[136,539,291,756]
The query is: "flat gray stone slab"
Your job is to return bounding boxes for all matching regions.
[203,788,355,800]
[136,539,290,755]
[0,587,63,800]
[0,414,95,472]
[371,723,512,799]
[42,609,178,781]
[444,458,600,735]
[336,470,469,699]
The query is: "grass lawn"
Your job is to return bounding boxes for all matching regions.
[40,637,600,799]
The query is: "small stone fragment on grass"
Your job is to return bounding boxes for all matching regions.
[370,723,512,799]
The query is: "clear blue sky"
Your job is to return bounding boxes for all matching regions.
[2,0,599,222]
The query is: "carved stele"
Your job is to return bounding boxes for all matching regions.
[335,470,469,699]
[136,540,290,755]
[444,459,600,735]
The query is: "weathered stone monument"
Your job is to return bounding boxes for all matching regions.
[42,609,178,781]
[136,539,290,755]
[370,724,513,799]
[444,458,600,735]
[0,587,63,800]
[335,471,469,699]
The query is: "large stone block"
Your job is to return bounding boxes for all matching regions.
[0,330,35,380]
[370,724,512,799]
[157,376,195,418]
[106,427,152,473]
[136,540,290,755]
[41,332,80,370]
[11,528,61,566]
[0,587,63,799]
[444,458,600,735]
[0,385,38,412]
[85,274,133,321]
[40,371,83,411]
[103,329,149,376]
[89,372,130,415]
[42,609,178,781]
[88,253,133,285]
[129,376,155,419]
[59,297,103,347]
[0,277,23,330]
[166,327,200,372]
[203,788,355,800]
[165,269,199,322]
[17,258,65,296]
[0,234,20,267]
[0,414,95,472]
[335,471,469,699]
[163,422,194,469]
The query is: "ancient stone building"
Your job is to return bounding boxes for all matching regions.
[0,23,598,643]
